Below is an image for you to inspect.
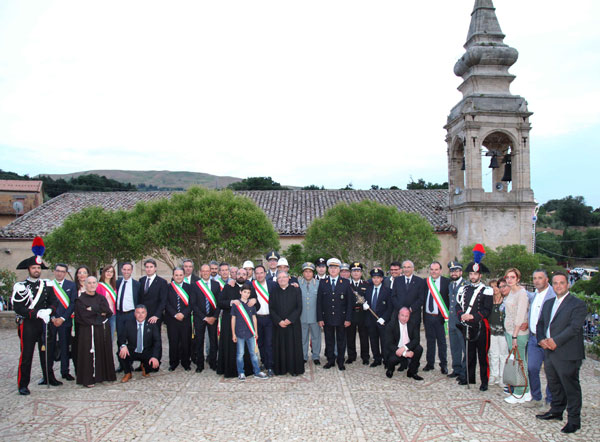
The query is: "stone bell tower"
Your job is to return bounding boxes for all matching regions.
[445,0,536,252]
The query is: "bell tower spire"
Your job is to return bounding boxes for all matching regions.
[444,0,536,252]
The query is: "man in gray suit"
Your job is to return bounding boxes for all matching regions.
[299,262,321,365]
[525,269,556,408]
[447,261,468,385]
[535,272,587,434]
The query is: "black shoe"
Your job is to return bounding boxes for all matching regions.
[536,411,563,421]
[313,360,320,366]
[18,387,30,395]
[49,378,63,386]
[168,366,177,372]
[267,369,274,377]
[441,367,448,375]
[479,384,488,391]
[457,378,468,385]
[447,372,458,378]
[422,365,434,372]
[337,363,346,371]
[346,358,355,364]
[561,423,580,434]
[409,374,424,381]
[386,369,393,378]
[183,366,191,371]
[323,362,334,369]
[62,374,75,381]
[115,367,123,373]
[397,364,407,372]
[38,378,47,385]
[370,361,381,368]
[134,365,143,372]
[362,360,369,365]
[195,366,204,373]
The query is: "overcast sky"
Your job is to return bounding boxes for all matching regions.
[1,1,598,207]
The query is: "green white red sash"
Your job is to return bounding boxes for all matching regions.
[196,280,217,309]
[216,277,226,290]
[98,282,117,305]
[171,282,190,306]
[427,277,449,334]
[252,280,269,304]
[52,280,70,309]
[234,303,256,337]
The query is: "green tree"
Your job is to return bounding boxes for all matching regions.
[130,187,279,269]
[228,176,288,190]
[301,185,324,190]
[406,178,448,190]
[535,231,562,260]
[460,244,561,283]
[0,268,17,307]
[44,207,141,273]
[303,200,440,270]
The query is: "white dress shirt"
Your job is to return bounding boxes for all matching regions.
[530,286,549,334]
[119,277,135,312]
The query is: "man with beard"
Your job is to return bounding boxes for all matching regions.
[217,268,261,378]
[12,237,60,395]
[456,245,493,391]
[209,261,219,280]
[447,261,468,385]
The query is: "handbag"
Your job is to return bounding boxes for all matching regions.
[502,345,528,398]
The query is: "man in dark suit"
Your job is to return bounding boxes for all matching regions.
[391,260,426,326]
[192,263,220,372]
[422,261,450,374]
[48,263,77,381]
[118,304,161,383]
[138,258,167,366]
[317,258,354,371]
[385,307,423,380]
[115,262,141,372]
[346,262,370,365]
[535,272,587,434]
[182,259,199,285]
[165,268,194,371]
[363,268,392,367]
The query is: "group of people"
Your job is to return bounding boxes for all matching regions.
[12,240,587,434]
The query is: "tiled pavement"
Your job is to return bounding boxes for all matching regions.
[0,328,598,442]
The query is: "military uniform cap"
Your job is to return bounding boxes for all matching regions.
[340,263,350,271]
[265,251,280,261]
[448,260,463,270]
[370,268,384,278]
[350,262,363,271]
[315,258,327,267]
[465,244,489,273]
[302,262,316,272]
[277,257,289,267]
[16,236,48,270]
[327,258,341,267]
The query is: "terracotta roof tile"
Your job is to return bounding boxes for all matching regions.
[0,180,43,192]
[0,190,455,239]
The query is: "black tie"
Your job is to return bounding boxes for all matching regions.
[145,277,150,293]
[119,280,127,312]
[372,287,379,310]
[428,291,434,312]
[331,279,336,291]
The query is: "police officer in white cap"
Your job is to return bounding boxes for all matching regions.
[317,258,354,370]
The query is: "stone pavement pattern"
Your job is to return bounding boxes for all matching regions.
[0,328,598,442]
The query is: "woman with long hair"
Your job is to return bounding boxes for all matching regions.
[74,265,91,296]
[97,265,118,342]
[503,267,531,404]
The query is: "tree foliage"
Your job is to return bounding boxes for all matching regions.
[228,176,288,190]
[406,178,448,190]
[459,244,562,283]
[0,268,17,306]
[44,207,142,273]
[303,200,440,271]
[538,195,599,228]
[130,187,279,269]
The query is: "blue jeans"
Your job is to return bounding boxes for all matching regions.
[527,334,552,402]
[236,337,260,375]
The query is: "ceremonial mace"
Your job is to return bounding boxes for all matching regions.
[354,292,380,320]
[43,321,49,389]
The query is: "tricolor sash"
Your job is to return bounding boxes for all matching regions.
[98,282,117,305]
[196,280,217,310]
[252,280,269,304]
[234,303,256,337]
[52,280,70,309]
[216,277,226,290]
[427,277,449,334]
[171,282,190,306]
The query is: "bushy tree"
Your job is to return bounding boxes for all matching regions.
[303,200,440,271]
[406,178,448,190]
[0,268,17,307]
[228,177,287,190]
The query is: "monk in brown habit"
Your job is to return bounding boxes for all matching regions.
[75,276,116,387]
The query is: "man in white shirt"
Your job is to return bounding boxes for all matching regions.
[525,269,556,408]
[384,307,423,380]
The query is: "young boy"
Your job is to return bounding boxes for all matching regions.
[231,284,267,380]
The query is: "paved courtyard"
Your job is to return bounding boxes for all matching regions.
[0,327,599,442]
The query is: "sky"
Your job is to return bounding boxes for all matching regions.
[0,0,599,207]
